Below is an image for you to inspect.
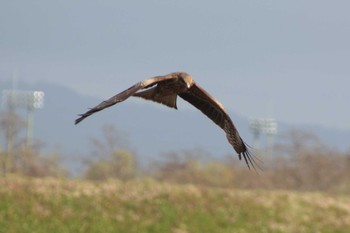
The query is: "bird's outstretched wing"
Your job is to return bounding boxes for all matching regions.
[179,83,259,170]
[75,73,177,124]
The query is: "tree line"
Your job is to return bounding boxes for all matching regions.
[1,110,350,194]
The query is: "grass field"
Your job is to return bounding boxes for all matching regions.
[0,177,349,233]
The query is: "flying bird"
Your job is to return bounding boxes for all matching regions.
[75,72,259,170]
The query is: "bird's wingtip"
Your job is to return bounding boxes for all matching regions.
[74,115,84,125]
[239,148,263,173]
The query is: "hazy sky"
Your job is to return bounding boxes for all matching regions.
[1,0,349,130]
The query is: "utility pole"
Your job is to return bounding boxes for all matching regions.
[26,91,45,148]
[1,88,44,175]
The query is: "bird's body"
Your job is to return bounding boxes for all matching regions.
[75,72,259,169]
[133,74,192,109]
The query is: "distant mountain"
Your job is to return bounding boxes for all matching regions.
[1,80,349,172]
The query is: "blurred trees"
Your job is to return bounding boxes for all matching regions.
[83,125,137,181]
[76,125,350,194]
[0,110,67,177]
[148,129,350,193]
[150,149,236,187]
[263,129,350,192]
[0,110,25,175]
[84,149,136,180]
[1,105,349,194]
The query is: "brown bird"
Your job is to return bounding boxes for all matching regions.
[75,72,259,170]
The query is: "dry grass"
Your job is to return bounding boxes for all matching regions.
[0,176,350,233]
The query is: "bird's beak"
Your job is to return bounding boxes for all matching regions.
[187,83,191,88]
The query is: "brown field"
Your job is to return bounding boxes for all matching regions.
[0,176,349,233]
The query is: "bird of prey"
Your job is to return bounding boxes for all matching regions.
[75,72,259,170]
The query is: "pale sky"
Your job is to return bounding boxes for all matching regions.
[1,0,349,130]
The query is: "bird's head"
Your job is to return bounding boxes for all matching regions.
[178,72,194,89]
